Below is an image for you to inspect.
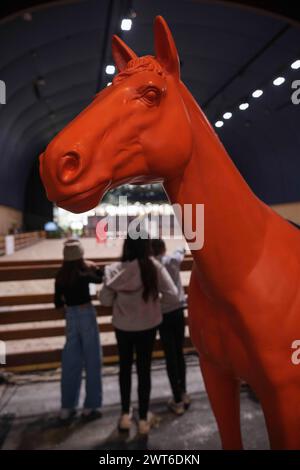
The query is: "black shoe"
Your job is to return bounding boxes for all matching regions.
[58,409,76,425]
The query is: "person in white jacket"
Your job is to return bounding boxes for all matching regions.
[152,239,190,416]
[99,233,178,435]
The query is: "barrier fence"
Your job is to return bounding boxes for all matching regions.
[0,256,195,372]
[0,231,46,257]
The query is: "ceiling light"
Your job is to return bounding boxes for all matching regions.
[121,18,132,31]
[273,76,285,86]
[215,121,224,128]
[239,102,249,110]
[291,60,300,70]
[223,112,232,120]
[252,89,263,98]
[105,65,115,75]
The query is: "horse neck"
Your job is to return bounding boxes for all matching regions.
[164,82,270,297]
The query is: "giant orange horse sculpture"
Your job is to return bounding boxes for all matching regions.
[40,16,300,449]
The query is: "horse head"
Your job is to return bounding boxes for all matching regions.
[39,16,193,213]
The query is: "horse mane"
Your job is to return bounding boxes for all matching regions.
[113,56,165,84]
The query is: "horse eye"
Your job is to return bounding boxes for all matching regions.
[142,88,160,105]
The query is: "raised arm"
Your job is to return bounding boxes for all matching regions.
[157,263,178,304]
[83,261,104,284]
[169,247,185,265]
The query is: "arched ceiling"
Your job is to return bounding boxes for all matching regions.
[0,0,299,211]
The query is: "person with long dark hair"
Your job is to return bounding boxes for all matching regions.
[151,239,190,416]
[54,238,104,422]
[99,232,178,435]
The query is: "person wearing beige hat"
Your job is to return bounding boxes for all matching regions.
[54,238,104,423]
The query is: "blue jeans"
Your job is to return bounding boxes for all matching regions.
[61,303,102,409]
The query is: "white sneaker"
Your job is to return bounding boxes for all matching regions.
[168,399,185,416]
[138,411,156,435]
[118,408,133,432]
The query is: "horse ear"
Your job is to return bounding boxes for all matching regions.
[112,35,137,72]
[154,16,180,79]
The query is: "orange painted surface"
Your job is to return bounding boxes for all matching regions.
[40,17,300,449]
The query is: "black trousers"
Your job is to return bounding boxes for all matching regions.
[159,308,186,403]
[115,327,157,420]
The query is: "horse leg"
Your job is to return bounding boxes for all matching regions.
[199,355,243,449]
[188,269,242,449]
[259,386,300,449]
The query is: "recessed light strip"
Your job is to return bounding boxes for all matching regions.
[214,57,299,129]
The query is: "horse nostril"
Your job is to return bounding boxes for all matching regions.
[58,152,81,184]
